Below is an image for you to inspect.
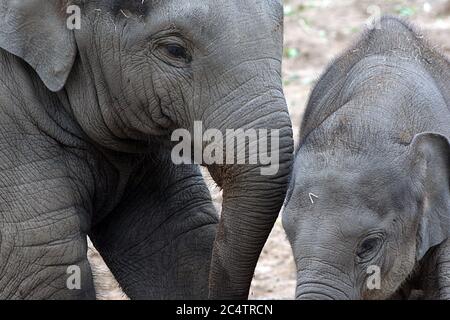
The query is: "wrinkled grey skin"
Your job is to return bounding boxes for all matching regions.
[0,0,293,299]
[283,17,450,300]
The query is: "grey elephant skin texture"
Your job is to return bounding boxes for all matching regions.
[283,16,450,300]
[0,0,293,299]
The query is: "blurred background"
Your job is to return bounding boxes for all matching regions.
[88,0,450,299]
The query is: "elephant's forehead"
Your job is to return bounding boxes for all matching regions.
[147,0,282,39]
[290,159,411,215]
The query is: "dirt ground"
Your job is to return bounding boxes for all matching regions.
[88,0,450,300]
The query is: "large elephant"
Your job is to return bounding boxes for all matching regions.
[0,0,293,299]
[283,17,450,299]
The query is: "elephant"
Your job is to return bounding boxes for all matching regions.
[282,16,450,300]
[0,0,293,299]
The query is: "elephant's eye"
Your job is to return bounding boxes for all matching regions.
[158,43,192,66]
[356,234,384,262]
[152,33,193,67]
[153,39,193,68]
[165,44,189,60]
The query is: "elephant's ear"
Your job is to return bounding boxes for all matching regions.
[0,0,77,92]
[410,132,450,260]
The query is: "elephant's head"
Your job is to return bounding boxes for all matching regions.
[283,132,450,299]
[0,0,293,298]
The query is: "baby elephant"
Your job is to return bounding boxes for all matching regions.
[283,17,450,300]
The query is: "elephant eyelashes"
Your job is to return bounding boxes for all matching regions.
[166,44,191,62]
[356,234,384,262]
[153,39,193,68]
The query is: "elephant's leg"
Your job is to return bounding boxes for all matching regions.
[420,239,450,300]
[90,154,218,299]
[0,140,96,299]
[1,217,95,299]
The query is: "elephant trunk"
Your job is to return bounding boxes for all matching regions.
[296,282,353,300]
[294,259,356,300]
[206,97,293,299]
